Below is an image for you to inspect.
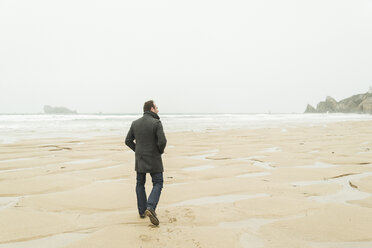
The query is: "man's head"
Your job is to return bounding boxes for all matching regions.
[143,100,159,114]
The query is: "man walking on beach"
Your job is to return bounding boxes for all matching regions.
[125,100,167,226]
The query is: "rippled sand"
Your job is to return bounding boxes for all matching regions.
[0,121,372,247]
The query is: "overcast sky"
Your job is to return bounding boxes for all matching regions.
[0,0,371,113]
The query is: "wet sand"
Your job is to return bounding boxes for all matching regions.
[0,121,372,247]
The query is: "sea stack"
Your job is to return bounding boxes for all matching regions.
[43,105,77,114]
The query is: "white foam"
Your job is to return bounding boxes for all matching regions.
[295,162,337,169]
[2,113,372,143]
[182,165,215,172]
[309,150,320,153]
[292,180,331,187]
[291,172,372,204]
[244,156,266,160]
[0,197,21,209]
[95,178,128,183]
[237,172,271,178]
[189,149,219,160]
[69,164,124,173]
[259,147,281,153]
[252,161,275,170]
[0,157,35,163]
[73,142,85,145]
[61,159,102,165]
[0,165,48,174]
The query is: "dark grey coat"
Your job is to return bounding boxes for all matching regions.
[125,111,167,173]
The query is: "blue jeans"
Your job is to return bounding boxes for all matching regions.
[136,172,163,215]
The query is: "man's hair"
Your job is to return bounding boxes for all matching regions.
[143,100,155,112]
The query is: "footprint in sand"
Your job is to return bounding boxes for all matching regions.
[167,216,177,223]
[164,210,178,223]
[139,234,152,242]
[184,208,195,220]
[169,208,196,223]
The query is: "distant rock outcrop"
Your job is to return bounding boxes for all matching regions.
[43,105,77,114]
[305,92,372,114]
[305,104,317,113]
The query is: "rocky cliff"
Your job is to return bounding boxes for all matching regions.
[305,92,372,114]
[43,105,77,114]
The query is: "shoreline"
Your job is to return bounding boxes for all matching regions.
[2,113,372,145]
[1,118,372,144]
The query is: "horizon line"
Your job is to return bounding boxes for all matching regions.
[0,112,305,115]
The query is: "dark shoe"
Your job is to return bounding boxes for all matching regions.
[145,208,159,226]
[139,213,146,218]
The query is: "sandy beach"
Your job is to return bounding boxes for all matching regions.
[1,120,372,248]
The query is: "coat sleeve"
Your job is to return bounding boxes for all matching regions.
[125,123,136,152]
[156,121,167,154]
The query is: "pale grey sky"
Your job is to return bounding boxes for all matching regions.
[0,0,371,113]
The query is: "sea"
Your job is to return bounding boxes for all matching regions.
[1,113,372,144]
